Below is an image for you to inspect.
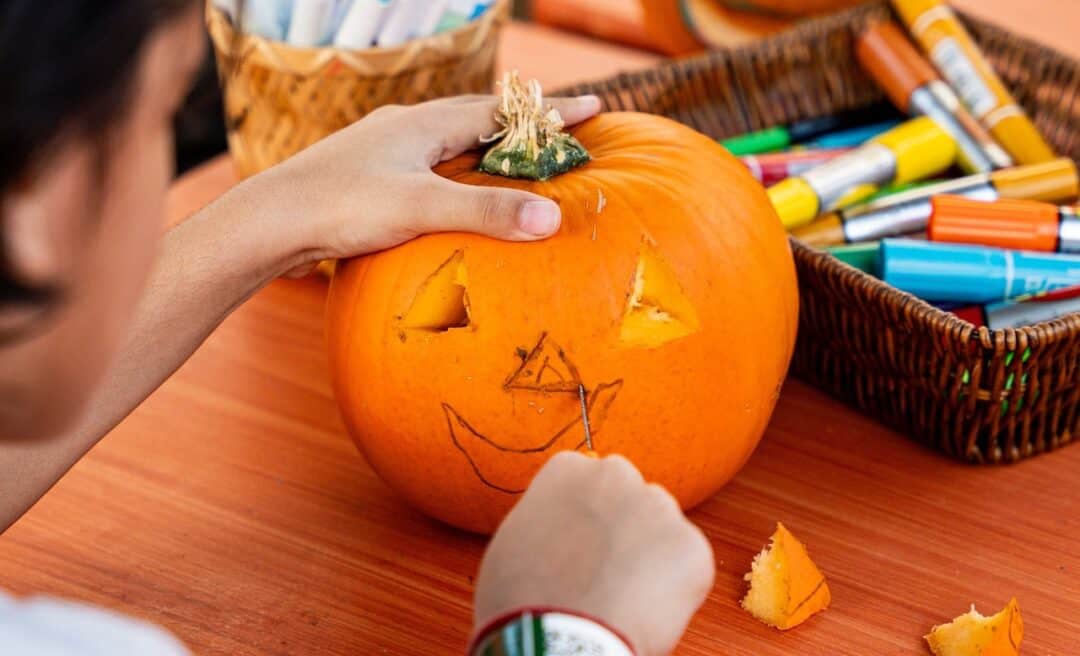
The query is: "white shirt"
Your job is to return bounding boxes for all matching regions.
[0,592,188,655]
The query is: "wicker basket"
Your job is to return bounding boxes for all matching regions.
[206,0,509,178]
[559,1,1080,464]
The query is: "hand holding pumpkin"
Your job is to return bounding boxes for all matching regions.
[243,93,602,277]
[474,453,715,656]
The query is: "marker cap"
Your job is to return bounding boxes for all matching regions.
[792,213,847,247]
[872,116,957,183]
[991,158,1080,203]
[768,177,820,229]
[720,126,790,156]
[855,22,937,112]
[929,195,1061,252]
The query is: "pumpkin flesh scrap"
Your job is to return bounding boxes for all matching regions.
[741,522,830,630]
[925,598,1023,656]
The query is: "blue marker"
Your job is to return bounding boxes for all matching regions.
[806,120,903,149]
[880,239,1080,303]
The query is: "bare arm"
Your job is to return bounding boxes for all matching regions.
[0,95,600,530]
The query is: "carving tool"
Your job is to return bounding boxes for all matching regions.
[578,383,597,456]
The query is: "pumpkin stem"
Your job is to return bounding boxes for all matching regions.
[478,71,590,181]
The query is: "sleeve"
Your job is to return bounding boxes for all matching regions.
[469,607,637,656]
[0,592,189,656]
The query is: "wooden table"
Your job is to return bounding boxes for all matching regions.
[4,14,1079,656]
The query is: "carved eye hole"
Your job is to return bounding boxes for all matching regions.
[620,244,700,348]
[398,250,471,331]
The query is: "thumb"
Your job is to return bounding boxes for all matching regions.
[412,178,562,241]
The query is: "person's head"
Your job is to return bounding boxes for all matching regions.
[0,1,205,439]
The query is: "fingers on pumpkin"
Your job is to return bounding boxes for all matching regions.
[741,522,831,630]
[925,598,1023,656]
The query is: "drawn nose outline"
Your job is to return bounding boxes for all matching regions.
[443,332,623,494]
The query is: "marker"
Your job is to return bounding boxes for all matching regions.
[929,196,1080,253]
[879,239,1080,303]
[803,120,901,149]
[243,0,293,41]
[951,285,1080,329]
[376,0,425,47]
[287,0,333,47]
[334,0,395,48]
[719,103,905,156]
[791,158,1080,247]
[767,116,957,229]
[855,21,1011,173]
[827,242,881,274]
[892,0,1056,165]
[415,0,451,38]
[740,148,852,185]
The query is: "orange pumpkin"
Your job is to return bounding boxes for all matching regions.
[326,75,798,533]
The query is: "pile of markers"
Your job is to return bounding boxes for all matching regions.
[213,0,494,49]
[720,0,1080,331]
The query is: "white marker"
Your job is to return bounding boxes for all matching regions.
[243,0,293,41]
[375,0,425,48]
[415,0,450,38]
[333,0,394,48]
[287,0,333,47]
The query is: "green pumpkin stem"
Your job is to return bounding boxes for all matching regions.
[478,72,590,181]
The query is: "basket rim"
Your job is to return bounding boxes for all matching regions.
[205,0,509,77]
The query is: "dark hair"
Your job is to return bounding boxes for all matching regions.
[0,0,197,311]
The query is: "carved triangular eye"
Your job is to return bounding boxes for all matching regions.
[620,244,700,348]
[398,250,470,331]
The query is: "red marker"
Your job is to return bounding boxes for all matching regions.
[740,148,852,185]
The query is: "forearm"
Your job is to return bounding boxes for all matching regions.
[0,176,301,530]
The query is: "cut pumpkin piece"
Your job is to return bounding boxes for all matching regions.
[741,522,830,630]
[925,598,1023,656]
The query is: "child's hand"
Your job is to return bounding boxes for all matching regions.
[473,453,715,656]
[244,94,601,277]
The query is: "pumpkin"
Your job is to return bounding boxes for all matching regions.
[741,522,831,629]
[326,74,799,534]
[925,599,1024,656]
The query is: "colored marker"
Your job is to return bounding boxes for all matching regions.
[892,0,1056,165]
[287,0,333,47]
[879,239,1080,303]
[767,116,957,229]
[929,196,1080,253]
[791,158,1080,247]
[803,120,901,149]
[740,148,852,185]
[335,0,395,48]
[719,103,905,156]
[376,0,425,47]
[951,285,1080,329]
[856,21,1011,173]
[827,242,881,274]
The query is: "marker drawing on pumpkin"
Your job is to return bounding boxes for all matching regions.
[503,332,582,394]
[444,380,623,494]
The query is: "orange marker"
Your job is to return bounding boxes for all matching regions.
[855,21,1011,173]
[929,196,1080,253]
[892,0,1056,165]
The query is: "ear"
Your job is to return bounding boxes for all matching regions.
[1,143,95,288]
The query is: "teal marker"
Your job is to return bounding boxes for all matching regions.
[804,120,902,149]
[827,242,880,274]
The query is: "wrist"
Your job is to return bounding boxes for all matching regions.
[227,166,326,278]
[469,607,637,656]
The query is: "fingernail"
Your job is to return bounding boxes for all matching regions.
[518,201,561,236]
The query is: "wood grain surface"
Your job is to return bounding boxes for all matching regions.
[3,13,1079,656]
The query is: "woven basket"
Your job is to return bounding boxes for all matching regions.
[206,0,509,178]
[559,1,1080,464]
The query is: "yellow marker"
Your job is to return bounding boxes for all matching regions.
[767,116,957,229]
[892,0,1056,165]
